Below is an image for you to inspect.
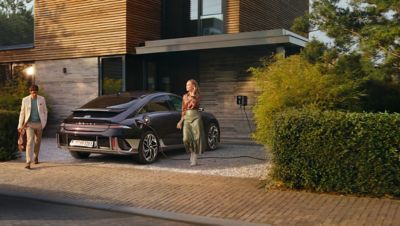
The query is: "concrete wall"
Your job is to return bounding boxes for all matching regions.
[35,57,98,134]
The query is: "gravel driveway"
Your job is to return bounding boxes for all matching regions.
[18,138,270,179]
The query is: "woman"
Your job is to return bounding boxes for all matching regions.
[177,79,206,166]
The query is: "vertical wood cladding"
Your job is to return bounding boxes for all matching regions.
[239,0,308,32]
[126,0,161,53]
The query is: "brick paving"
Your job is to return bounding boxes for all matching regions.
[0,194,195,226]
[0,161,399,226]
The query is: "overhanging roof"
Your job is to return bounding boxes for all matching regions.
[135,29,308,55]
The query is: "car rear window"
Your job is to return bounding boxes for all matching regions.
[80,96,138,109]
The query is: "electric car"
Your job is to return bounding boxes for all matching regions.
[57,91,220,164]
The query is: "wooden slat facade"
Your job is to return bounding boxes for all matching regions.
[225,0,240,34]
[126,0,161,53]
[0,0,161,63]
[0,0,307,63]
[239,0,308,32]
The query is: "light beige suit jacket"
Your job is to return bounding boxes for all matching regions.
[18,95,48,129]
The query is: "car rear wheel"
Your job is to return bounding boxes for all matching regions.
[69,151,91,159]
[137,131,159,164]
[207,123,219,151]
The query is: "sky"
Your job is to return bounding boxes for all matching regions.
[309,0,350,44]
[27,1,34,10]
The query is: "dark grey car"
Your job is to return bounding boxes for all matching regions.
[57,91,220,164]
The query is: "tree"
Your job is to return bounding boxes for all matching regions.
[0,0,33,15]
[250,54,364,145]
[0,0,33,46]
[293,0,400,79]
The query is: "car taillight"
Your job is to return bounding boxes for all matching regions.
[111,137,119,150]
[109,124,131,129]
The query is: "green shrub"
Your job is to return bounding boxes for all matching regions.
[0,110,19,161]
[0,74,31,111]
[268,109,400,197]
[250,54,364,147]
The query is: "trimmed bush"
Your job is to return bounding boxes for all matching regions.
[0,110,19,161]
[268,109,400,197]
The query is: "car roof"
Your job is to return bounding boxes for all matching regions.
[102,91,179,99]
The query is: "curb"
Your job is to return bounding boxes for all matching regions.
[0,189,269,226]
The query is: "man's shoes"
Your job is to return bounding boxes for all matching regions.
[34,158,39,164]
[25,163,31,169]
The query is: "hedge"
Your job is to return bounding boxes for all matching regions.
[0,110,19,161]
[268,109,400,197]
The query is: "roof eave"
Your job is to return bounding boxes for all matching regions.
[135,29,308,55]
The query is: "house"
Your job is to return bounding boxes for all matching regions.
[0,0,308,143]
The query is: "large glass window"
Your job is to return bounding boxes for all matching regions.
[0,64,11,87]
[101,57,124,95]
[0,0,34,48]
[191,0,224,35]
[162,0,224,38]
[199,0,224,35]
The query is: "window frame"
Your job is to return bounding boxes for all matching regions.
[99,55,126,96]
[195,0,226,35]
[168,95,182,112]
[139,95,172,114]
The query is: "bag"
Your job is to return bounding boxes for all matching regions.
[18,126,27,152]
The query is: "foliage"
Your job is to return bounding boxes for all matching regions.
[250,54,363,146]
[103,78,122,95]
[0,0,33,46]
[300,40,400,112]
[0,0,33,14]
[361,79,400,112]
[268,109,400,197]
[0,110,19,161]
[292,0,400,79]
[0,65,32,111]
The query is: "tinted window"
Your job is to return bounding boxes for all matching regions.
[140,96,171,113]
[169,95,182,111]
[101,57,123,95]
[81,96,138,109]
[0,1,34,48]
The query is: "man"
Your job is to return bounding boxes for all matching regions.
[18,85,48,169]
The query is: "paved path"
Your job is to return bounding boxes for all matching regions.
[0,194,195,226]
[27,138,270,178]
[1,160,399,225]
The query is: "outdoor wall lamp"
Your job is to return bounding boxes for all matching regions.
[25,65,35,84]
[63,67,67,74]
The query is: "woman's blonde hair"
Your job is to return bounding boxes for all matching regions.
[187,79,200,97]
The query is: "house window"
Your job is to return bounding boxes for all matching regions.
[162,0,224,38]
[0,1,34,48]
[100,57,124,95]
[0,63,33,89]
[0,64,11,87]
[192,0,224,35]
